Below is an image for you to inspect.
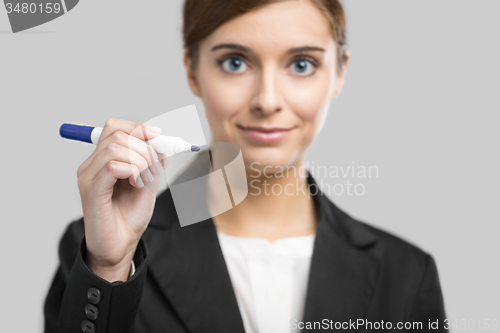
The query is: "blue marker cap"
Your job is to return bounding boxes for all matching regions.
[59,123,95,143]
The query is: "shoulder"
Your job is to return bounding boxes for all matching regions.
[325,197,433,276]
[342,212,439,295]
[356,218,437,288]
[360,219,431,266]
[328,202,447,314]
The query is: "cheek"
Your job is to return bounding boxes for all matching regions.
[283,71,333,132]
[197,67,252,137]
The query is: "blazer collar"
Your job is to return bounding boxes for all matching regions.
[301,174,380,329]
[144,171,380,332]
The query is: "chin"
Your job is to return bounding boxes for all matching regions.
[240,145,300,177]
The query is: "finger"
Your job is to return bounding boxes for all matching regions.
[99,118,162,144]
[85,143,150,182]
[77,119,162,177]
[92,161,144,194]
[100,131,160,174]
[140,167,155,185]
[80,131,162,178]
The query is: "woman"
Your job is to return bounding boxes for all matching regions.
[44,0,448,332]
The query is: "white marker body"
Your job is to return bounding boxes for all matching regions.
[90,127,194,154]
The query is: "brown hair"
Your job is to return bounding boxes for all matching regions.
[183,0,348,74]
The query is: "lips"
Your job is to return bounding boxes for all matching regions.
[237,125,295,143]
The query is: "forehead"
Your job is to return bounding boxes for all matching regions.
[201,0,334,54]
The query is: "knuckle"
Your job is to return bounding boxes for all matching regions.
[113,131,127,144]
[106,161,117,173]
[104,118,116,128]
[106,142,119,155]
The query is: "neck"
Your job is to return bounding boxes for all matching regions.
[213,158,318,242]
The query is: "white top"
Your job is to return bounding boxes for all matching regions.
[216,231,316,333]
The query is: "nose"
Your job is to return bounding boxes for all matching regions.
[250,66,283,116]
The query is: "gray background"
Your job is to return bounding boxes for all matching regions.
[1,0,499,331]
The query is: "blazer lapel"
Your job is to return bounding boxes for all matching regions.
[143,172,380,333]
[143,189,246,333]
[301,174,380,332]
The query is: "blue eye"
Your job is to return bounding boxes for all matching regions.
[291,59,315,76]
[221,57,248,73]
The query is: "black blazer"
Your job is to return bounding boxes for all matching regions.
[44,173,448,333]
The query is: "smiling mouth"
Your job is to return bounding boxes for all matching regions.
[237,124,296,143]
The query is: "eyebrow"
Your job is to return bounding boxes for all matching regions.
[211,43,251,52]
[288,46,325,53]
[210,43,325,53]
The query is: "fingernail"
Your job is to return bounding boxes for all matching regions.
[136,176,145,188]
[146,125,161,133]
[146,169,154,182]
[153,160,163,175]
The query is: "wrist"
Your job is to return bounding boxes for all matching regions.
[87,261,131,282]
[86,253,135,283]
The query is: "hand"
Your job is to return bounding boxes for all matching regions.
[77,118,167,282]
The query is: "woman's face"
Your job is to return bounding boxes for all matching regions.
[184,0,347,174]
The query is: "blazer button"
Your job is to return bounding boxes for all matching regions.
[85,304,99,320]
[81,319,96,333]
[87,287,102,304]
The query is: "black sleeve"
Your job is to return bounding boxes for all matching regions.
[409,254,449,332]
[43,220,149,333]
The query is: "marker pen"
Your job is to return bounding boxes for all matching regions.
[59,123,200,154]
